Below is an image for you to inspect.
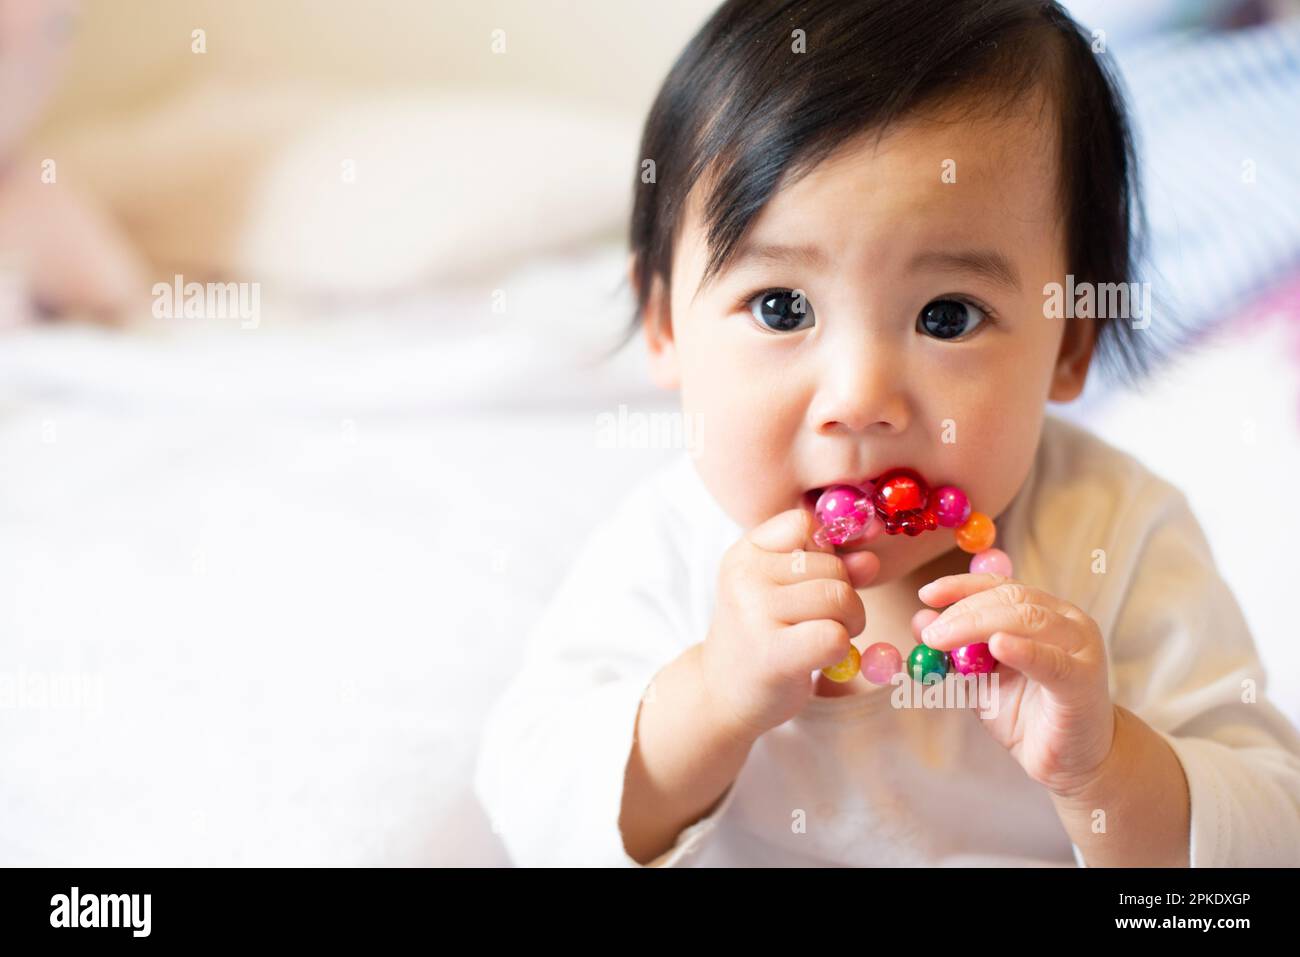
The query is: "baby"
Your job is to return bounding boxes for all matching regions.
[475,0,1300,866]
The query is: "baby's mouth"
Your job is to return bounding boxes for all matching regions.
[803,467,947,544]
[801,487,826,511]
[801,477,876,508]
[801,479,877,513]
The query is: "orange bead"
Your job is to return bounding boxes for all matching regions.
[955,511,996,553]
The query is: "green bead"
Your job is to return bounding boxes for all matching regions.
[907,644,949,684]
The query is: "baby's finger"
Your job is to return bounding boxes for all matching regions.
[747,507,833,555]
[920,602,1078,654]
[773,619,854,675]
[917,572,1014,608]
[918,574,1072,618]
[987,632,1077,689]
[763,547,852,586]
[769,578,866,637]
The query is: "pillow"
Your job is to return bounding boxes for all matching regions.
[36,81,640,296]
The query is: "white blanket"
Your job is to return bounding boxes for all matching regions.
[0,266,1296,866]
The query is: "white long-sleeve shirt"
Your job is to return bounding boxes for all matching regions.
[474,413,1300,866]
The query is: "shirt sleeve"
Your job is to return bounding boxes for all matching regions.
[473,489,737,867]
[1101,480,1300,866]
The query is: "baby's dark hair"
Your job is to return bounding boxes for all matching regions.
[624,0,1183,388]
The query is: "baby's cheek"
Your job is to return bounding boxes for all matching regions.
[685,395,801,527]
[943,399,1045,522]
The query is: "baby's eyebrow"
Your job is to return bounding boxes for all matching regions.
[909,249,1022,292]
[696,242,1022,302]
[731,241,831,271]
[693,240,831,303]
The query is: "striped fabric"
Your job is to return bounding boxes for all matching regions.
[1060,8,1300,399]
[1121,17,1300,334]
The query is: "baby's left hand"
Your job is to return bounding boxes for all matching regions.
[914,574,1116,799]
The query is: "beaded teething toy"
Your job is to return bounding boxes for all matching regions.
[813,468,1009,685]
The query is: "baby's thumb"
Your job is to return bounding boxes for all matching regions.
[746,507,832,555]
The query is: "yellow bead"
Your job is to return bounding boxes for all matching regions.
[955,511,996,553]
[822,644,861,683]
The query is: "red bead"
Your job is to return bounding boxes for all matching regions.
[874,469,929,522]
[893,508,936,537]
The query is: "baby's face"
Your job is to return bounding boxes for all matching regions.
[643,95,1093,585]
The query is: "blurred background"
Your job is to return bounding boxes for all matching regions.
[0,0,1298,865]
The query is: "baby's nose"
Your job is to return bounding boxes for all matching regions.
[809,343,909,435]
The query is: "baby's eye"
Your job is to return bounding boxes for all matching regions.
[748,288,815,333]
[917,298,987,340]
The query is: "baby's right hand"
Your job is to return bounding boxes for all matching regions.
[699,508,879,742]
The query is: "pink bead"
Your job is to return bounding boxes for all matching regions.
[969,547,1013,577]
[931,486,971,528]
[813,483,879,547]
[814,513,870,547]
[814,484,869,526]
[951,642,997,675]
[813,516,855,548]
[861,642,903,685]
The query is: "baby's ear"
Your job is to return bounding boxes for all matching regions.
[637,266,680,391]
[1048,316,1096,402]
